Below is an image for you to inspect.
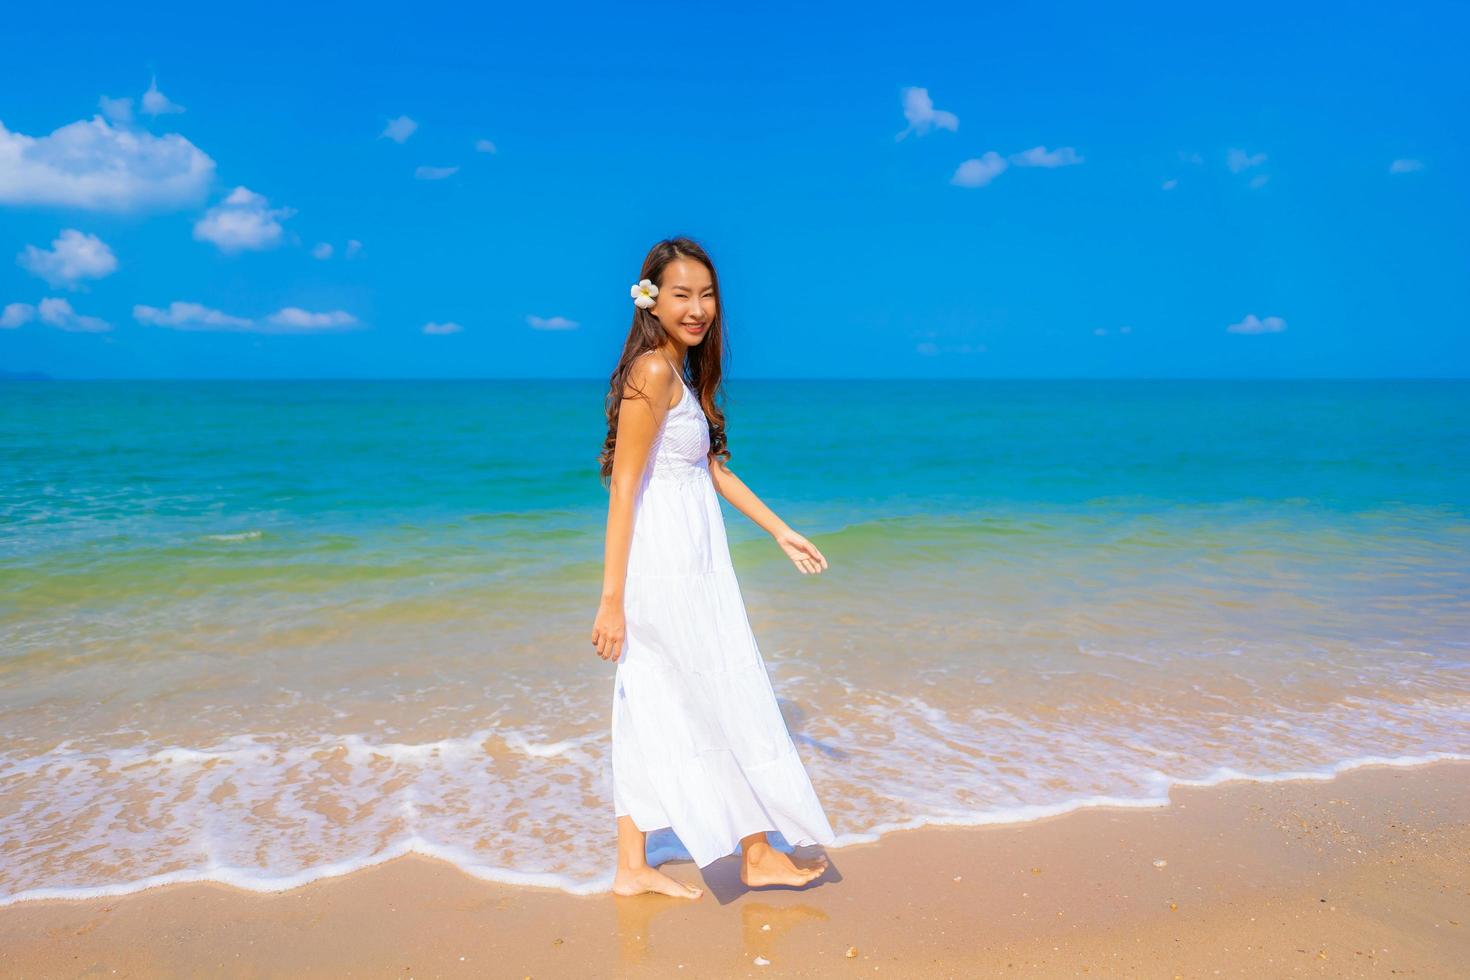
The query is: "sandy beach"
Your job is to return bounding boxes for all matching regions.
[2,758,1464,978]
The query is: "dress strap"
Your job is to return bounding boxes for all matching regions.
[656,350,684,382]
[655,350,691,401]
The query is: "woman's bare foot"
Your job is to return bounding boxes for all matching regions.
[740,841,829,888]
[612,864,704,899]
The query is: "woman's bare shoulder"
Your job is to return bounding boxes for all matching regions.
[624,351,676,399]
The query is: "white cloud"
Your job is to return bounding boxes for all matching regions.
[1226,148,1267,173]
[1226,313,1286,334]
[18,229,118,288]
[381,115,417,143]
[1248,173,1270,189]
[265,307,358,331]
[475,139,497,153]
[949,146,1083,188]
[951,152,1008,188]
[415,165,459,180]
[2,302,33,328]
[345,239,363,258]
[192,186,296,253]
[1162,178,1178,190]
[423,321,463,334]
[1093,327,1108,335]
[4,297,111,332]
[896,86,959,141]
[142,76,185,116]
[98,95,133,124]
[1120,325,1132,334]
[133,302,358,333]
[1389,158,1423,174]
[0,114,215,212]
[134,301,254,330]
[40,297,109,331]
[312,242,333,260]
[527,314,579,330]
[1178,151,1203,165]
[1008,145,1083,167]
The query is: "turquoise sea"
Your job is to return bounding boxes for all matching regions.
[1,378,1467,899]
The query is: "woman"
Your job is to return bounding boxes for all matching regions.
[593,237,836,899]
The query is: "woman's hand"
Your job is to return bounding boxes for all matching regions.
[774,528,829,575]
[591,596,627,662]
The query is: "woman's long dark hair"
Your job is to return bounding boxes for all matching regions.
[598,236,730,487]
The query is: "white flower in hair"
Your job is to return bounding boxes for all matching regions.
[630,278,658,309]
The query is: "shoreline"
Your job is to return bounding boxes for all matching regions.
[4,750,1465,907]
[2,758,1466,977]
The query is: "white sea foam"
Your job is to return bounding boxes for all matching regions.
[1,704,1466,906]
[2,750,1464,906]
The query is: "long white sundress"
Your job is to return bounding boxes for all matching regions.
[611,365,836,869]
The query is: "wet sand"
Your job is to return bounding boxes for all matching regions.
[1,759,1465,978]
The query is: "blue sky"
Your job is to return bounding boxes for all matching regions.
[1,1,1465,379]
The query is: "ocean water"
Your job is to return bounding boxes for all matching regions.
[1,378,1467,901]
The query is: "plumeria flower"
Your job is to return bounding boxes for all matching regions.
[631,278,658,309]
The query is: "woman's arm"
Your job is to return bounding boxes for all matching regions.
[708,455,829,574]
[601,353,678,604]
[708,456,788,537]
[592,353,678,662]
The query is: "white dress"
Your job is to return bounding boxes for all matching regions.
[611,370,836,868]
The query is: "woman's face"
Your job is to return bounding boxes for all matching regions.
[651,257,715,347]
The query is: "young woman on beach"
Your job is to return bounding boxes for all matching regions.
[592,237,837,899]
